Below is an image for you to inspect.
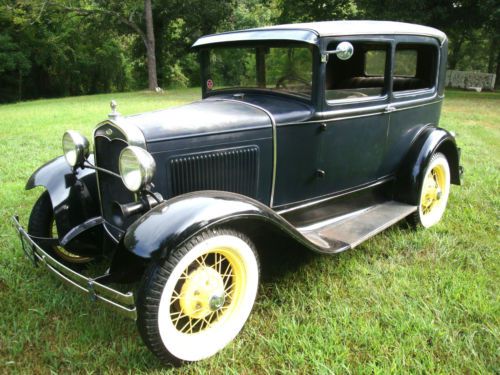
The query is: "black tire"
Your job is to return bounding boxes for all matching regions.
[408,152,451,228]
[137,228,260,364]
[28,191,94,267]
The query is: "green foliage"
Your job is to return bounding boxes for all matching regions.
[357,0,500,73]
[0,0,498,102]
[278,0,359,23]
[0,1,129,102]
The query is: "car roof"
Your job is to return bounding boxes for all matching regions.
[192,20,447,48]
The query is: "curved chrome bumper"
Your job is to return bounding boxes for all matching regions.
[11,216,137,320]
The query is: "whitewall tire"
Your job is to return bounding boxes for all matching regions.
[137,228,259,364]
[410,152,451,228]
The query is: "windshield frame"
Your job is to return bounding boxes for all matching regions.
[199,41,320,103]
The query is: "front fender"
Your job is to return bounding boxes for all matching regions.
[396,126,461,205]
[123,191,322,260]
[26,154,100,238]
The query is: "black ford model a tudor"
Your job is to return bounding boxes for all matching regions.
[13,21,462,363]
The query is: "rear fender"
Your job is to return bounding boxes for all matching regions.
[396,126,461,205]
[123,191,321,260]
[26,154,100,239]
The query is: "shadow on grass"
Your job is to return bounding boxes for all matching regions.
[254,233,317,283]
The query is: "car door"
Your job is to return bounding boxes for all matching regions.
[273,38,393,208]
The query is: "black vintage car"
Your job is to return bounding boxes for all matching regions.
[13,21,462,363]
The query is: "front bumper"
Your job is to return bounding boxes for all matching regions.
[11,216,137,320]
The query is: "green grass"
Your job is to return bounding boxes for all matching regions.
[0,89,498,374]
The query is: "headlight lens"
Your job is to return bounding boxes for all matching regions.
[62,130,90,167]
[119,146,156,192]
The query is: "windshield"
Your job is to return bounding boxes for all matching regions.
[203,44,314,99]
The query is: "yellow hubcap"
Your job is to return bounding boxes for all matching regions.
[170,248,246,334]
[179,266,225,319]
[421,164,446,215]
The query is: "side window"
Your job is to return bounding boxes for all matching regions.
[365,50,386,76]
[325,42,389,102]
[393,44,437,92]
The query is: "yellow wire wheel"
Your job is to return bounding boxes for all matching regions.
[172,246,247,334]
[50,218,94,264]
[138,229,259,363]
[417,152,451,228]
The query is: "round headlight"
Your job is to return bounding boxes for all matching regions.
[119,146,156,192]
[62,130,90,167]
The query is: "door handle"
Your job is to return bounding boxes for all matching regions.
[385,105,396,113]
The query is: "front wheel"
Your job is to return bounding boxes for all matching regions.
[137,228,260,364]
[409,152,451,228]
[28,191,94,266]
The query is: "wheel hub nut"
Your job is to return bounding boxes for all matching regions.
[209,294,225,311]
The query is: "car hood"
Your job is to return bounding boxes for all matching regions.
[124,99,270,143]
[123,95,313,143]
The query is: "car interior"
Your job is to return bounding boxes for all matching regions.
[325,41,437,101]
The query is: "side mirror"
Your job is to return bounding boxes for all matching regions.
[322,41,354,62]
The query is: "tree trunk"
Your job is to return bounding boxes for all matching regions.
[487,36,496,73]
[448,34,466,70]
[448,35,465,70]
[496,48,500,89]
[18,68,22,101]
[144,0,158,90]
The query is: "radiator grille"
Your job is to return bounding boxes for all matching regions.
[94,127,135,230]
[170,146,259,198]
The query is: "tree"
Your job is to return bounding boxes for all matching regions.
[278,0,359,23]
[45,0,158,90]
[356,0,497,72]
[144,0,157,89]
[0,1,129,102]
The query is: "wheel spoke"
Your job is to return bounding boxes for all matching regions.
[225,282,235,293]
[194,257,204,267]
[170,294,183,304]
[211,252,224,274]
[179,317,192,333]
[171,314,184,325]
[201,253,209,266]
[170,310,183,318]
[200,315,211,330]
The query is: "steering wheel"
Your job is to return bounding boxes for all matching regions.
[276,75,312,90]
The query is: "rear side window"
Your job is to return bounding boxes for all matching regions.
[365,50,386,76]
[393,44,437,92]
[394,50,417,76]
[325,42,389,102]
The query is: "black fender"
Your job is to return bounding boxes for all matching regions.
[26,154,102,251]
[123,190,325,260]
[396,126,462,205]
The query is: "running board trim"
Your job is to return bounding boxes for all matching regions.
[297,201,417,253]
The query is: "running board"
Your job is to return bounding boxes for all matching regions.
[297,201,417,253]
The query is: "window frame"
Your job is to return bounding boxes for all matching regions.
[322,37,393,109]
[390,37,440,101]
[199,41,319,104]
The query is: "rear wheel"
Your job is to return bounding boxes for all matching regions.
[409,152,451,228]
[28,191,94,266]
[137,228,259,364]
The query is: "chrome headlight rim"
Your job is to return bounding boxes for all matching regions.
[118,146,156,192]
[62,130,90,167]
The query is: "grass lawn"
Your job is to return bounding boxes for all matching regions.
[0,88,498,373]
